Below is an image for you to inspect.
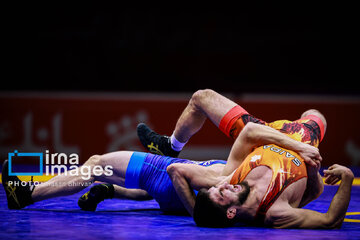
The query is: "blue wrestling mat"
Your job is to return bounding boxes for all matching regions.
[1,184,359,240]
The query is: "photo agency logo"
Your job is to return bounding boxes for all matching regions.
[8,150,113,184]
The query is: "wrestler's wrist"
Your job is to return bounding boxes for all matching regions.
[341,169,354,181]
[297,143,309,159]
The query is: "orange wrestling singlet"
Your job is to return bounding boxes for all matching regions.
[230,144,307,222]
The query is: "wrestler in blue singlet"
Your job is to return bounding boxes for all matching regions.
[125,152,226,213]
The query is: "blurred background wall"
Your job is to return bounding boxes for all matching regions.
[2,4,359,166]
[1,92,360,167]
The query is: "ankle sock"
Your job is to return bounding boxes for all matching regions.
[170,133,187,152]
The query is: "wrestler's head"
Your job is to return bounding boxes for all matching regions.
[193,181,250,227]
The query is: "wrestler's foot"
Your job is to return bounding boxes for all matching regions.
[137,123,180,157]
[78,183,114,211]
[2,160,34,209]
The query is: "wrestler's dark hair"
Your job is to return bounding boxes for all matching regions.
[193,182,250,228]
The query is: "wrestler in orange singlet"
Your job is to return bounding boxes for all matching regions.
[219,105,325,222]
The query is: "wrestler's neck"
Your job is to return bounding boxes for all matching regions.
[236,186,262,221]
[237,168,273,221]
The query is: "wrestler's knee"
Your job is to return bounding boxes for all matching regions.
[191,89,217,108]
[301,109,327,130]
[81,155,108,180]
[83,155,102,168]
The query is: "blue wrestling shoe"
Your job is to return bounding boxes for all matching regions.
[137,123,180,157]
[78,184,114,211]
[1,160,34,209]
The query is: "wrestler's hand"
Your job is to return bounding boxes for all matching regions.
[306,159,321,177]
[298,143,322,168]
[323,164,354,185]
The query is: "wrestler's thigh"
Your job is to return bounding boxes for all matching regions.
[95,151,134,186]
[195,89,237,127]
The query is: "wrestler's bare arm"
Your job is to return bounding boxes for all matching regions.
[222,122,322,175]
[270,165,353,229]
[167,163,225,216]
[298,164,324,208]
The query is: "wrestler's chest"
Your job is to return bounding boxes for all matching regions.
[244,166,306,207]
[244,166,273,201]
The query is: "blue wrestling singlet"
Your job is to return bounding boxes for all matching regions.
[125,152,226,213]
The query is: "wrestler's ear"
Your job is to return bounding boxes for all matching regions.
[226,206,237,219]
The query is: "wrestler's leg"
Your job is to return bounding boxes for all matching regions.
[173,89,237,143]
[77,183,152,211]
[137,89,239,156]
[31,151,133,202]
[113,185,152,200]
[301,109,327,134]
[78,152,152,211]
